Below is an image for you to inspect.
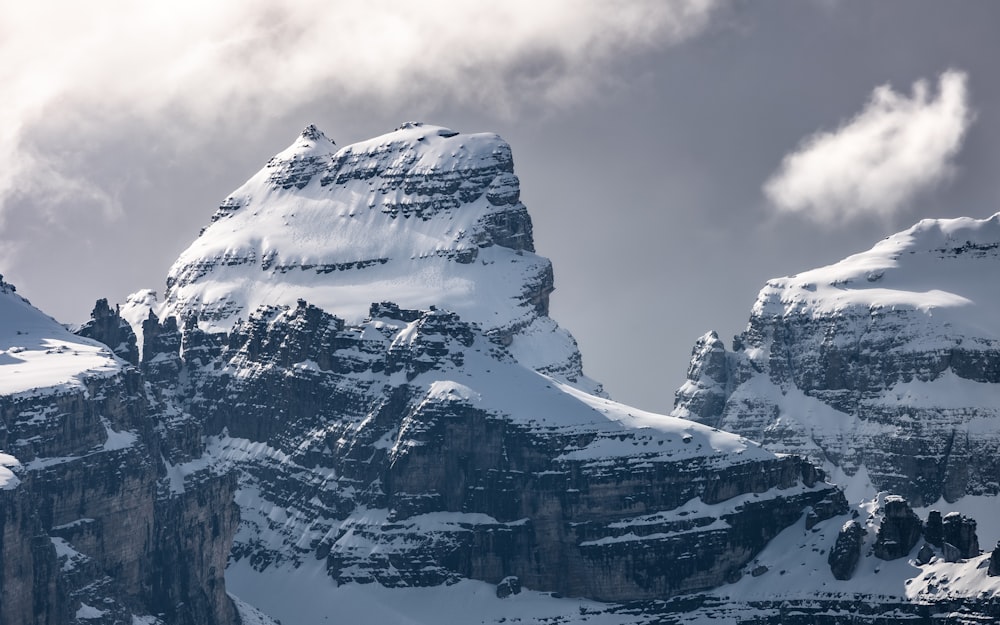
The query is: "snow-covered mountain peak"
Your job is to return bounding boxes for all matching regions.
[298,123,333,144]
[755,212,1000,340]
[0,275,121,396]
[676,211,1000,506]
[141,124,593,386]
[281,123,337,154]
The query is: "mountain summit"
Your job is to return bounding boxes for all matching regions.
[675,213,1000,505]
[148,122,590,385]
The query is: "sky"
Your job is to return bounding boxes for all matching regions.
[2,1,999,412]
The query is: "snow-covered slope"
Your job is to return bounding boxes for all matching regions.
[144,122,591,386]
[0,276,120,397]
[753,213,999,344]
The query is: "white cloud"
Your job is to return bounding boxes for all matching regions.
[0,0,719,221]
[763,70,973,223]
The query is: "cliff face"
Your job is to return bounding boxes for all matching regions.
[133,299,842,604]
[0,281,237,625]
[674,215,1000,507]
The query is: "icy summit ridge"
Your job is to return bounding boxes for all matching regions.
[138,122,593,386]
[755,212,1000,330]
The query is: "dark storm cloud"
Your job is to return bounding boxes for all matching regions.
[0,0,719,219]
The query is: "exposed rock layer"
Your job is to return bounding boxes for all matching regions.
[0,290,237,625]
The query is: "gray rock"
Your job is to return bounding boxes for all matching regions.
[76,298,140,366]
[915,543,934,566]
[942,512,979,558]
[942,542,962,563]
[496,576,521,599]
[829,521,865,580]
[0,365,236,625]
[874,497,922,561]
[925,510,943,547]
[989,542,1000,576]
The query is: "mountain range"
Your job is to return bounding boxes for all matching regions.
[2,123,999,624]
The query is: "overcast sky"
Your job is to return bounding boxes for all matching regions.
[2,1,999,412]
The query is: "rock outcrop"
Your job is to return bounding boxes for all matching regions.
[873,496,921,560]
[828,520,864,580]
[925,509,944,546]
[76,298,139,366]
[988,542,1000,576]
[941,511,979,559]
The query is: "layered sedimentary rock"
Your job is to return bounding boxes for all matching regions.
[0,279,237,625]
[141,299,841,602]
[674,215,1000,506]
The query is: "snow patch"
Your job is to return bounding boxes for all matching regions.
[0,453,21,490]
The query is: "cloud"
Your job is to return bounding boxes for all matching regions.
[763,70,973,223]
[0,0,719,223]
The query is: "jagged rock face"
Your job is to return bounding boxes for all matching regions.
[989,542,1000,576]
[674,214,1000,506]
[942,512,979,559]
[137,299,845,603]
[150,122,591,386]
[0,284,238,625]
[828,520,865,580]
[873,496,922,560]
[926,510,944,546]
[1,371,238,625]
[76,298,139,366]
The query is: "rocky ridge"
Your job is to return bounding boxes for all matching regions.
[674,214,1000,506]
